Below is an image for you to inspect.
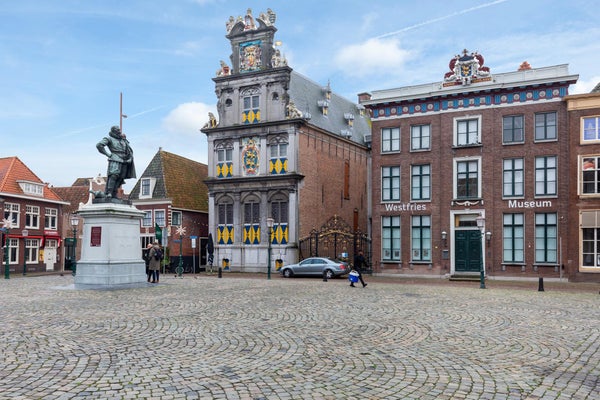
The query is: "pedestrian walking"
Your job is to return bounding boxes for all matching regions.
[351,250,368,288]
[148,241,162,283]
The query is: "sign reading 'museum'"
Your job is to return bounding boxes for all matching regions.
[507,200,553,209]
[383,203,427,212]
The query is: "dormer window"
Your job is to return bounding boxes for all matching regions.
[344,113,355,127]
[317,100,329,116]
[323,83,332,100]
[140,177,157,199]
[18,181,43,196]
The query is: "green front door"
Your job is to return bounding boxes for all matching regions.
[455,230,482,273]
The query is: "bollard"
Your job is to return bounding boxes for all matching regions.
[218,267,222,278]
[322,270,328,282]
[538,277,544,292]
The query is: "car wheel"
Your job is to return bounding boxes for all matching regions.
[324,269,334,279]
[283,269,293,278]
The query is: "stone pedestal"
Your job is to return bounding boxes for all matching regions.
[74,202,147,288]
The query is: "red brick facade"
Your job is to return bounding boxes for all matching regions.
[362,59,583,281]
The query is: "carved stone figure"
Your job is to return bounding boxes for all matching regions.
[286,101,303,119]
[95,126,136,200]
[216,60,231,76]
[203,112,218,128]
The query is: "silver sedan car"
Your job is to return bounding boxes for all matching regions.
[280,257,349,279]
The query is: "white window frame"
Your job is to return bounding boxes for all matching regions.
[453,157,482,199]
[581,116,600,143]
[45,208,58,230]
[139,177,156,199]
[381,166,401,202]
[154,210,166,227]
[4,203,20,228]
[141,210,152,227]
[171,211,182,226]
[25,205,40,229]
[410,124,430,151]
[453,115,482,146]
[535,155,557,197]
[381,127,400,153]
[382,216,401,262]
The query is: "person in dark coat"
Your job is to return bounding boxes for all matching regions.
[148,241,162,283]
[351,250,368,288]
[143,243,152,282]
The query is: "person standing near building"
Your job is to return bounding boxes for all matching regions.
[352,250,368,288]
[143,243,153,282]
[148,241,162,283]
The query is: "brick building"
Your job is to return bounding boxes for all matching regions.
[128,149,209,272]
[360,51,583,281]
[201,8,371,272]
[565,88,600,282]
[0,156,69,275]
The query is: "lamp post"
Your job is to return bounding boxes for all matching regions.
[475,213,486,289]
[70,215,79,276]
[2,218,12,279]
[22,229,29,275]
[176,226,186,278]
[266,217,274,280]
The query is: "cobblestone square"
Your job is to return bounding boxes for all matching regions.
[0,274,598,399]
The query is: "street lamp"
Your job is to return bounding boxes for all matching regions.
[475,213,486,289]
[70,215,79,276]
[176,226,187,278]
[2,218,12,279]
[22,229,29,275]
[266,217,274,280]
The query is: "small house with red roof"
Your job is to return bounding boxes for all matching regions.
[0,156,69,275]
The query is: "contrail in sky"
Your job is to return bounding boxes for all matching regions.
[375,0,509,39]
[60,105,167,137]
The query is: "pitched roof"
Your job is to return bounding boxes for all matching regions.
[52,186,90,214]
[288,71,371,143]
[0,156,66,203]
[129,150,208,211]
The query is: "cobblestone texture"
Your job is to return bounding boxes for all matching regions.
[0,274,598,399]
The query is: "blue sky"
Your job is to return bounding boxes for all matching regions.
[2,0,598,188]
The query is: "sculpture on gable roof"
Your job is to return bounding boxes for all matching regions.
[443,49,491,86]
[203,112,218,129]
[243,8,255,30]
[225,8,277,33]
[216,60,231,76]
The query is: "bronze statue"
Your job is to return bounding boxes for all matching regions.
[96,126,136,199]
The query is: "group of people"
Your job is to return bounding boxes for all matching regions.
[144,241,162,283]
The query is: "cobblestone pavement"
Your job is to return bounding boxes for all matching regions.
[0,274,598,400]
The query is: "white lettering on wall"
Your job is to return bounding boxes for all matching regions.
[383,203,427,212]
[508,200,553,208]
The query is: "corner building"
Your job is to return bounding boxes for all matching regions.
[565,88,600,282]
[202,9,371,272]
[361,51,580,280]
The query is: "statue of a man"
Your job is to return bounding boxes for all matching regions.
[96,126,136,199]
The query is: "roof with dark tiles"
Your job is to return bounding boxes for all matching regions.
[0,156,66,203]
[129,149,208,211]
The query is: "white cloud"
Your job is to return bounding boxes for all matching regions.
[162,102,216,137]
[334,38,411,78]
[571,75,600,95]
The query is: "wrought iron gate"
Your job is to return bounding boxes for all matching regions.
[298,215,371,272]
